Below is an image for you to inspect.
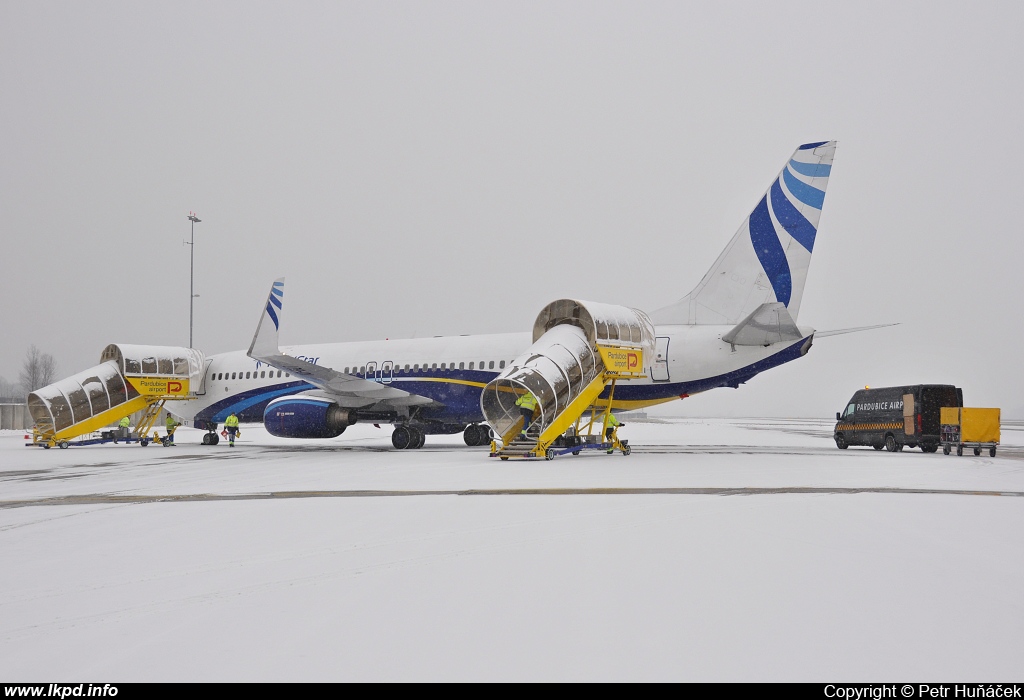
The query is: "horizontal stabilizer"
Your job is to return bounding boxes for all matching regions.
[721,302,803,347]
[815,323,899,338]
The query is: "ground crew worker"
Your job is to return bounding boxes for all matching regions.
[603,412,623,454]
[515,390,538,438]
[225,413,240,446]
[118,415,131,440]
[165,413,179,445]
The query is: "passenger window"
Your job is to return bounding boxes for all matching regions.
[344,367,349,374]
[499,360,505,369]
[404,364,410,371]
[432,363,437,370]
[489,361,494,369]
[277,370,282,377]
[245,372,251,379]
[260,371,265,378]
[459,362,464,370]
[469,362,474,370]
[231,372,236,380]
[285,372,289,377]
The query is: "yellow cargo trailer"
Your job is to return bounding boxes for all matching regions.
[939,407,1000,457]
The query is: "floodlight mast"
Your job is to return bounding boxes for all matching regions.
[187,212,201,348]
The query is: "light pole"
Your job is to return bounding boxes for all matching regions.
[187,212,201,348]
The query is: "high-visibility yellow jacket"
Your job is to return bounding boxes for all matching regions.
[166,415,178,429]
[515,392,537,411]
[603,413,621,429]
[119,416,130,428]
[225,414,239,428]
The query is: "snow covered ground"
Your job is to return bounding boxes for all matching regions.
[1,418,1022,681]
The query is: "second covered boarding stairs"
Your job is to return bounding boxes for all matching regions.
[482,299,654,460]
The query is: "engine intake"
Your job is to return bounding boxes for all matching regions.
[264,395,355,439]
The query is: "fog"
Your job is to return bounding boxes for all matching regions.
[2,1,1021,416]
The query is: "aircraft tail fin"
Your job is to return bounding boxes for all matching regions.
[248,277,285,358]
[650,141,837,326]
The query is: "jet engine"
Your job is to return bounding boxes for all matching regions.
[263,395,356,439]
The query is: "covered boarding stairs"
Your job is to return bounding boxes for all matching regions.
[27,344,204,448]
[481,299,654,460]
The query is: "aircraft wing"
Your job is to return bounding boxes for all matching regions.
[247,278,435,409]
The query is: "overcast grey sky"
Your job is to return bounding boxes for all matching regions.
[2,1,1022,417]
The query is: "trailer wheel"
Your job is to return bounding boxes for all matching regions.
[622,445,631,456]
[956,446,963,456]
[943,445,950,455]
[545,449,555,461]
[140,439,150,447]
[572,450,581,456]
[973,447,981,456]
[58,441,69,449]
[885,434,898,452]
[990,447,997,457]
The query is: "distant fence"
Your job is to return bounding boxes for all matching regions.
[0,402,177,433]
[0,403,31,430]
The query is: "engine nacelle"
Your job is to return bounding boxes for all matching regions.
[263,395,355,439]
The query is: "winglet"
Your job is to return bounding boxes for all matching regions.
[248,277,285,359]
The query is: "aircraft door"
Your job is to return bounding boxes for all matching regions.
[651,337,671,382]
[380,361,394,384]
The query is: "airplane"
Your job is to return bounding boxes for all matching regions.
[171,140,844,449]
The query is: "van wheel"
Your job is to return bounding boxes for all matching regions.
[873,444,884,451]
[835,434,848,450]
[922,445,938,453]
[885,435,898,452]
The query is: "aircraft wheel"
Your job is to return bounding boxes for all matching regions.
[391,426,412,450]
[973,447,981,456]
[990,447,997,457]
[835,434,848,450]
[412,428,426,449]
[885,435,897,452]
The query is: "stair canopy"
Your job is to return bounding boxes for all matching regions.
[482,299,654,443]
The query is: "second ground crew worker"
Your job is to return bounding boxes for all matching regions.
[516,388,540,438]
[164,413,179,445]
[515,390,538,439]
[603,412,623,454]
[225,413,240,447]
[118,415,131,440]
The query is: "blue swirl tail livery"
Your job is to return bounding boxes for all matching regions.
[650,141,837,326]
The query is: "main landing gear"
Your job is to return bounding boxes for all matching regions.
[463,424,490,447]
[201,430,220,445]
[392,424,426,450]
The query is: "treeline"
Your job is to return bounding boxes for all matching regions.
[0,345,57,401]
